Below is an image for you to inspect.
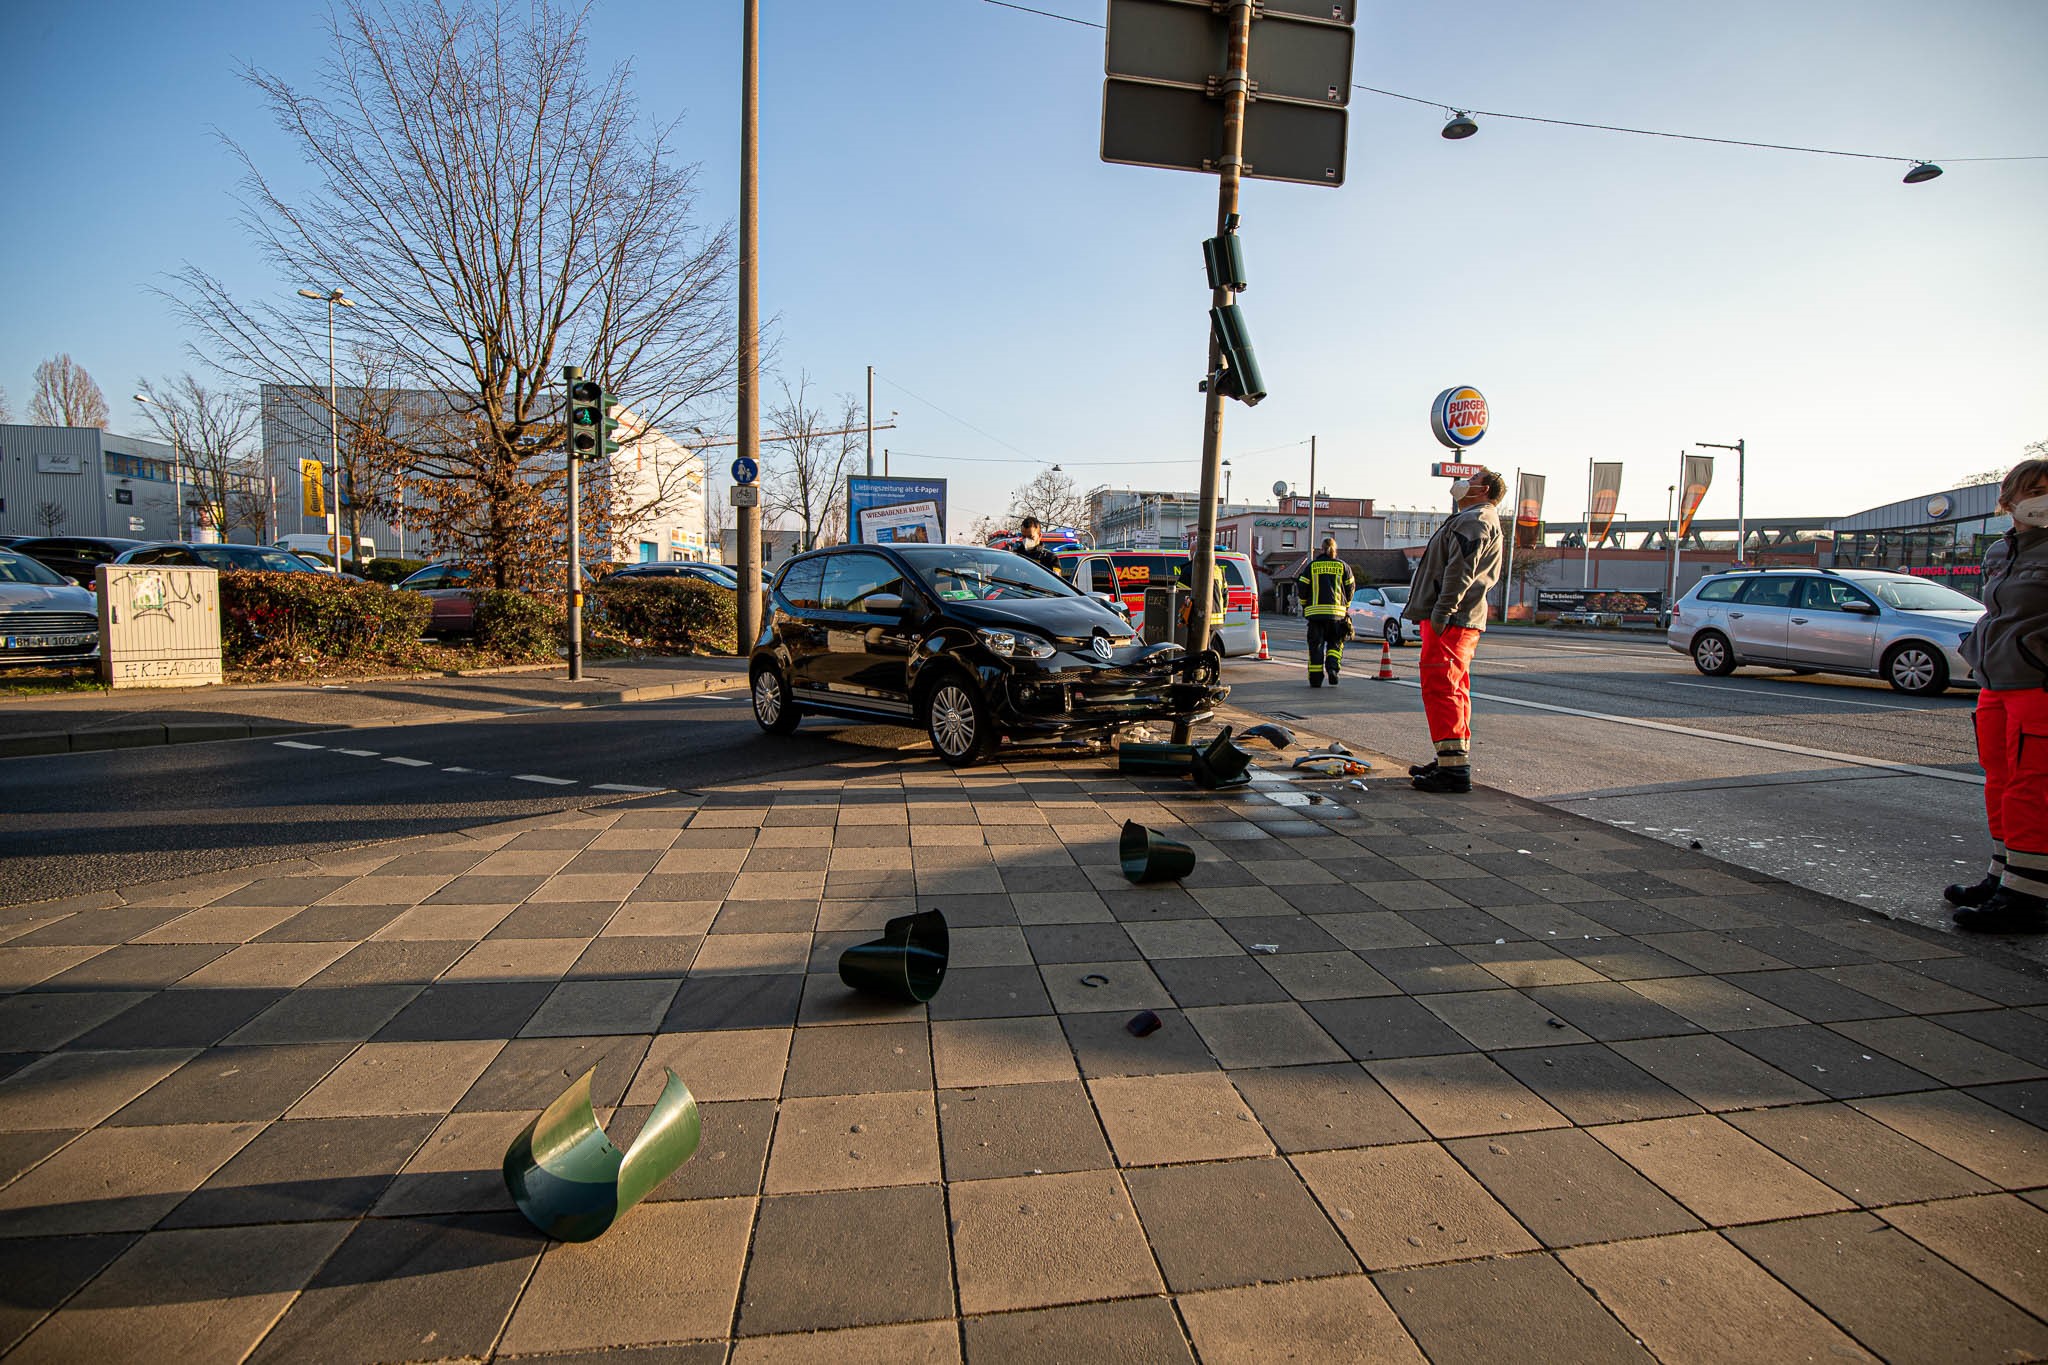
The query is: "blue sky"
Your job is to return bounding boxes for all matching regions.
[2,0,2043,534]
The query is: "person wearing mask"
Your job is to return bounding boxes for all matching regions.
[1295,537,1355,687]
[1951,458,2048,933]
[1403,469,1506,793]
[1013,517,1061,573]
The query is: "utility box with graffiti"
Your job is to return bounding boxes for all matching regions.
[95,565,223,688]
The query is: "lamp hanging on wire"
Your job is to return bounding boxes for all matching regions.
[1902,161,1943,183]
[1441,110,1479,140]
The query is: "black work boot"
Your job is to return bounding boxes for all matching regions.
[1943,874,2003,909]
[1409,760,1439,778]
[1411,766,1472,794]
[1954,887,2048,934]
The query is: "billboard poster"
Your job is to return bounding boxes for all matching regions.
[1677,455,1714,537]
[1587,462,1623,544]
[1537,588,1665,614]
[1516,473,1546,541]
[847,476,947,546]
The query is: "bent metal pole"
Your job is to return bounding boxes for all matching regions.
[1174,0,1253,745]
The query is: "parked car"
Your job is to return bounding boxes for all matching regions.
[0,549,100,666]
[1348,583,1413,646]
[749,543,1225,765]
[1667,567,1983,697]
[610,562,739,589]
[395,562,477,634]
[8,536,144,589]
[114,542,328,574]
[1049,547,1261,656]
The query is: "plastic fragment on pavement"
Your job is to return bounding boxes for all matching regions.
[504,1066,701,1242]
[1126,1010,1163,1037]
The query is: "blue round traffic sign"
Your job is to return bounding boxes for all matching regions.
[731,455,758,484]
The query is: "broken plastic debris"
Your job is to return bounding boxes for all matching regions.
[1120,820,1196,884]
[1292,751,1371,776]
[1249,944,1280,954]
[1347,779,1369,791]
[1080,973,1111,988]
[839,909,949,1003]
[1238,723,1295,750]
[503,1066,700,1243]
[1126,1010,1163,1037]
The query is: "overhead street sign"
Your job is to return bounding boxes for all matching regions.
[1105,0,1354,106]
[1102,80,1347,186]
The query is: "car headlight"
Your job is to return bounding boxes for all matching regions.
[977,627,1055,659]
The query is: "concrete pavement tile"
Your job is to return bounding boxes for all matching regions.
[730,870,826,900]
[1103,887,1214,922]
[939,1081,1113,1180]
[1395,906,1528,946]
[1446,1128,1699,1247]
[1061,1008,1217,1077]
[0,1121,262,1236]
[519,979,678,1037]
[1358,946,1503,996]
[1230,1062,1428,1152]
[441,936,587,981]
[254,905,412,943]
[732,1321,956,1364]
[0,946,110,992]
[783,1021,932,1097]
[672,824,759,844]
[1190,885,1296,916]
[39,943,230,991]
[1153,954,1292,1007]
[130,905,300,944]
[932,1016,1078,1088]
[603,900,720,936]
[1186,1002,1347,1069]
[0,1234,135,1354]
[689,932,812,976]
[73,988,284,1050]
[817,898,914,933]
[565,934,699,979]
[629,1027,791,1103]
[1522,981,1702,1041]
[949,1169,1160,1313]
[470,849,580,876]
[1368,1053,1571,1139]
[207,876,357,907]
[1303,996,1477,1061]
[174,943,350,990]
[1420,989,1593,1051]
[461,1033,651,1111]
[1832,1014,2046,1087]
[1634,930,1792,974]
[9,1222,350,1365]
[618,1096,777,1201]
[223,984,420,1046]
[368,901,518,941]
[1293,1142,1538,1270]
[960,1298,1190,1364]
[1903,955,2048,1007]
[1819,961,1995,1014]
[634,871,740,901]
[1881,1192,2048,1318]
[164,1114,440,1226]
[1022,923,1137,964]
[1006,890,1112,924]
[1358,880,1469,912]
[1725,923,1874,968]
[488,901,621,938]
[1454,940,1606,988]
[1258,950,1400,1000]
[108,1043,353,1127]
[765,1090,938,1192]
[0,1049,196,1130]
[8,906,189,947]
[0,1129,75,1190]
[945,925,1033,968]
[663,974,804,1031]
[1852,1088,2048,1187]
[1544,938,1700,982]
[1504,872,1628,904]
[1088,1072,1271,1166]
[306,938,467,986]
[314,874,456,906]
[1590,1114,1857,1224]
[1726,1102,1993,1206]
[1730,1210,2048,1364]
[1562,1231,1874,1364]
[289,1039,502,1117]
[1125,1156,1356,1292]
[1971,1077,2048,1130]
[1375,1255,1651,1364]
[373,1109,526,1214]
[1216,916,1344,955]
[0,991,152,1052]
[917,893,1025,927]
[738,1185,952,1335]
[911,966,1047,1022]
[714,900,821,934]
[1720,968,1899,1022]
[1610,1035,1826,1111]
[1485,904,1622,942]
[368,848,494,875]
[1620,974,1803,1032]
[373,980,554,1041]
[1940,1009,2048,1069]
[1178,1276,1423,1365]
[1724,1023,1939,1098]
[564,847,667,874]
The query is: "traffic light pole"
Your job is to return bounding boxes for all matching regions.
[734,0,763,658]
[563,365,585,681]
[1172,0,1252,745]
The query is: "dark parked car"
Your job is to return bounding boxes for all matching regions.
[9,536,144,589]
[113,542,328,574]
[749,543,1225,765]
[610,562,739,589]
[0,549,100,665]
[395,562,477,634]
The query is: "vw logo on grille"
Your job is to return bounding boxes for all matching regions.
[1090,635,1114,661]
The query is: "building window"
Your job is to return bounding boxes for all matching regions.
[1282,530,1296,549]
[115,488,134,505]
[105,453,171,482]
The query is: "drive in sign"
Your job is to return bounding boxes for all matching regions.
[1431,462,1485,479]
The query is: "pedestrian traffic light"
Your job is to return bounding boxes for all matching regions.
[600,389,623,458]
[568,378,602,461]
[1208,304,1267,406]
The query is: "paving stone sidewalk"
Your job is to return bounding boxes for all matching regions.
[5,734,2048,1361]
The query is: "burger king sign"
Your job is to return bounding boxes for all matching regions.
[1430,386,1489,450]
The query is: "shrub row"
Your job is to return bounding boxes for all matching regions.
[358,557,430,585]
[218,570,432,670]
[590,576,737,655]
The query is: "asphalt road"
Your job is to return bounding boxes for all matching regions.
[1247,617,1990,943]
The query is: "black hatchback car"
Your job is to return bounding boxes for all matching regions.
[750,543,1225,765]
[9,536,144,589]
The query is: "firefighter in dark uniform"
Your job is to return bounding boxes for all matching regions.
[1295,538,1355,687]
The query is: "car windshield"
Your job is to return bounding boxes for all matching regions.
[1382,585,1410,603]
[0,551,67,586]
[1860,578,1983,612]
[897,546,1077,601]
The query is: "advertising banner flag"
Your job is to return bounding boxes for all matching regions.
[300,460,325,517]
[1516,473,1546,540]
[1588,462,1623,544]
[1677,455,1715,537]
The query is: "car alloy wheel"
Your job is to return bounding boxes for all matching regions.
[752,667,800,734]
[1384,619,1402,646]
[1887,644,1943,696]
[930,682,979,759]
[1692,633,1733,676]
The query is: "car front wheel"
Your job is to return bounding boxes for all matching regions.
[1884,642,1948,697]
[1691,632,1736,676]
[752,666,802,734]
[1384,619,1404,647]
[925,674,999,766]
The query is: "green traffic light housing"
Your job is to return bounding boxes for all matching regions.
[600,391,623,458]
[1208,303,1266,407]
[1202,231,1248,293]
[567,377,602,461]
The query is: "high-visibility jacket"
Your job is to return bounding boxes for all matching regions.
[1296,555,1355,617]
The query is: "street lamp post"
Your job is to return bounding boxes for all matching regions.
[1697,439,1745,563]
[131,392,185,541]
[1222,458,1232,511]
[298,287,355,565]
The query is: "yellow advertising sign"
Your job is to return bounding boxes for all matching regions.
[300,460,326,517]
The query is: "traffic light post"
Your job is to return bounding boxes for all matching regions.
[564,367,622,682]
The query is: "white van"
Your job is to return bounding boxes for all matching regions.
[275,534,376,567]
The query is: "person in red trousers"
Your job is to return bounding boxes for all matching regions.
[1952,458,2048,932]
[1402,470,1506,794]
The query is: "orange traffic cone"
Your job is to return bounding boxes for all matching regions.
[1256,630,1271,661]
[1375,640,1395,680]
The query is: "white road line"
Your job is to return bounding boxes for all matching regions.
[1667,680,1932,713]
[513,773,577,786]
[273,740,325,750]
[442,766,478,773]
[591,783,664,793]
[335,748,379,757]
[1392,679,1983,786]
[383,756,433,767]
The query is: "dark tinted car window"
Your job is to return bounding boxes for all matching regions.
[821,553,903,613]
[1220,559,1250,587]
[126,546,198,565]
[0,551,68,586]
[1736,577,1797,608]
[400,567,446,591]
[779,558,826,610]
[1798,578,1874,612]
[1695,578,1743,602]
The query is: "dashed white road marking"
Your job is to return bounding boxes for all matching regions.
[513,773,577,786]
[591,783,663,793]
[274,740,325,750]
[383,756,434,767]
[335,748,379,757]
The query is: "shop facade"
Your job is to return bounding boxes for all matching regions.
[1829,483,2006,596]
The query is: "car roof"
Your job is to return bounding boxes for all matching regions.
[14,536,142,549]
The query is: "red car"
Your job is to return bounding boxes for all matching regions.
[396,562,476,634]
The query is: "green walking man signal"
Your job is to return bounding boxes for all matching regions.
[567,376,624,462]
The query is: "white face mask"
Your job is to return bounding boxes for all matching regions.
[1449,478,1471,505]
[2014,494,2048,529]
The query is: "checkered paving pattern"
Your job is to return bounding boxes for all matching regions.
[5,747,2048,1361]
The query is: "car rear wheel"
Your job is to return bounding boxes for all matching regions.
[752,666,802,734]
[925,675,999,766]
[1384,619,1404,647]
[1884,642,1948,697]
[1691,632,1736,676]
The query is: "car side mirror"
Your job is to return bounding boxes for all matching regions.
[864,594,906,616]
[1842,600,1879,615]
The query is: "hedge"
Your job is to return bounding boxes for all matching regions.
[360,557,429,585]
[590,576,737,654]
[219,570,432,670]
[473,589,561,661]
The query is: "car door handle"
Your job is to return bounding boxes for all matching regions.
[1729,611,1745,618]
[1790,617,1808,624]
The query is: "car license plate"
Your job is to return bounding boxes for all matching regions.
[3,633,96,649]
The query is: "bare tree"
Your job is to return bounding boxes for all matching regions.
[963,512,1001,546]
[0,386,11,423]
[1006,466,1087,533]
[33,502,68,535]
[167,0,735,590]
[29,355,109,429]
[763,376,863,551]
[226,458,277,541]
[135,374,260,541]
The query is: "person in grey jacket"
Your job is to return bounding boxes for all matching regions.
[1950,457,2048,932]
[1402,470,1507,793]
